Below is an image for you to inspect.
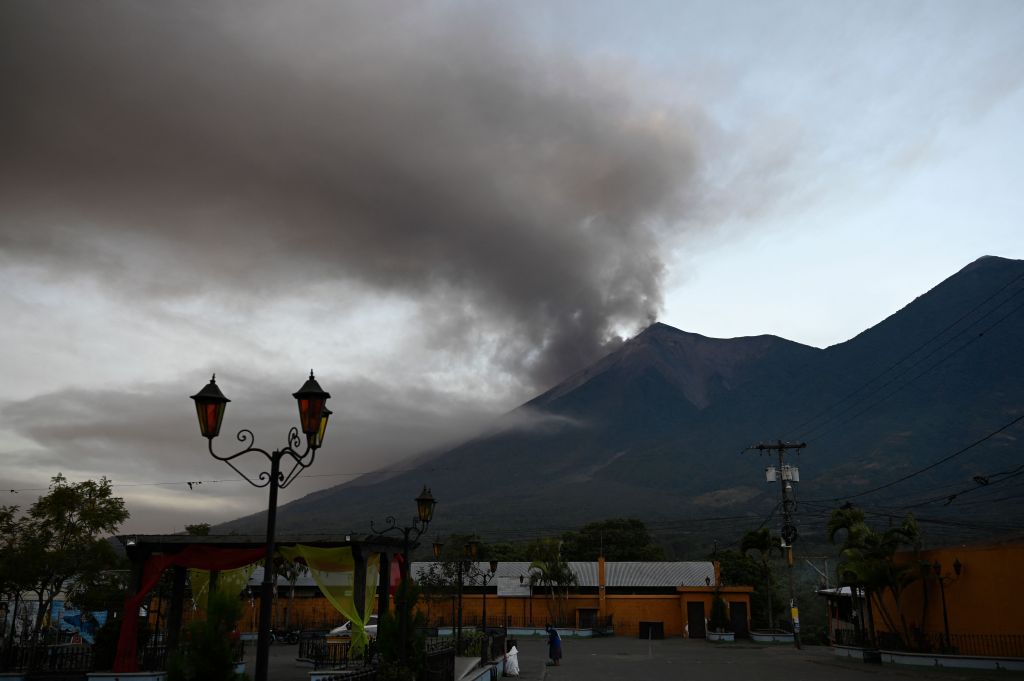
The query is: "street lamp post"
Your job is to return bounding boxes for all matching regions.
[369,487,437,665]
[481,560,498,631]
[190,372,331,681]
[435,539,478,655]
[932,558,962,653]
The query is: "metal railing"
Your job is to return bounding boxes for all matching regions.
[0,643,94,673]
[910,632,1024,658]
[320,667,378,681]
[833,628,1024,659]
[481,632,505,667]
[421,644,455,681]
[298,633,377,670]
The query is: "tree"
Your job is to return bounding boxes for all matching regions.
[740,528,784,630]
[0,474,129,637]
[375,579,427,681]
[827,506,921,647]
[272,554,309,629]
[560,519,666,561]
[184,523,211,536]
[527,539,577,625]
[167,589,243,681]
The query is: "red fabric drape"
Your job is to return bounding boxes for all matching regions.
[113,545,266,672]
[389,553,404,596]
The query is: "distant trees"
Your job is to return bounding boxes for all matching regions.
[436,519,667,564]
[560,519,666,561]
[0,474,129,637]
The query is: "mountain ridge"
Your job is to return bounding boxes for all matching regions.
[218,255,1024,550]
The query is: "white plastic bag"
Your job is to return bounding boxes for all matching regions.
[504,645,520,677]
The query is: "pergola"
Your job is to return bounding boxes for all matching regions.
[115,532,408,670]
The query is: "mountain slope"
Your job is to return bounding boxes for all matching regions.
[219,256,1024,548]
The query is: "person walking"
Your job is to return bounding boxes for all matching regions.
[545,624,562,666]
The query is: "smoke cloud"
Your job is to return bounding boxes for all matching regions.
[0,1,701,390]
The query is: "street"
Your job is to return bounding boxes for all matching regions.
[250,635,1023,681]
[504,636,1022,681]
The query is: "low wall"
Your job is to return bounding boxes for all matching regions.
[833,644,1024,671]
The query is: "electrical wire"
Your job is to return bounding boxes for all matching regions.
[801,294,1024,443]
[803,411,1024,504]
[786,270,1024,439]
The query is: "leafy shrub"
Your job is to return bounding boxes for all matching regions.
[167,590,245,681]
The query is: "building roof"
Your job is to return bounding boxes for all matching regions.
[410,561,715,588]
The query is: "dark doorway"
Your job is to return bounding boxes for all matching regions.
[687,601,706,638]
[638,621,664,639]
[577,608,598,629]
[730,601,749,638]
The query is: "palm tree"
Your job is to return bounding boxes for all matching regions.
[275,556,309,630]
[827,506,922,647]
[740,528,783,630]
[527,539,577,625]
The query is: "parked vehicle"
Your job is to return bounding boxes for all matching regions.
[268,627,300,644]
[329,616,379,638]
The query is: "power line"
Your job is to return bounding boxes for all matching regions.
[787,270,1024,439]
[804,411,1024,504]
[800,293,1024,443]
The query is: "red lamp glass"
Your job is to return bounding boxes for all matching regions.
[190,375,230,439]
[433,542,444,560]
[293,370,331,437]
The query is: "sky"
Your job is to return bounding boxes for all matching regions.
[1,0,1022,533]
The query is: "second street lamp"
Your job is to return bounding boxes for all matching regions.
[434,538,477,655]
[190,371,331,681]
[481,560,498,631]
[369,487,437,665]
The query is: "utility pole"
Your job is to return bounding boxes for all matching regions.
[749,440,805,649]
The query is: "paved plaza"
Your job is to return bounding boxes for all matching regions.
[254,636,1023,681]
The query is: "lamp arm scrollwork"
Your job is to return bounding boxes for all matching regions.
[208,428,316,489]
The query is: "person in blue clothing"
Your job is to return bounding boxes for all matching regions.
[545,624,562,666]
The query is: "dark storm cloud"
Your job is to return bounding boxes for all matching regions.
[0,1,700,389]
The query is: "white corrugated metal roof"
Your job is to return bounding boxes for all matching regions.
[409,561,715,588]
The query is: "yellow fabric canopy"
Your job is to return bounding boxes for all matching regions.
[189,563,257,610]
[278,545,380,655]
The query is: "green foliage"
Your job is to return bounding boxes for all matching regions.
[0,474,129,636]
[716,548,783,631]
[66,564,130,614]
[375,578,426,672]
[740,528,784,630]
[528,539,577,624]
[185,523,211,536]
[714,549,760,588]
[709,596,731,632]
[167,589,245,681]
[376,660,417,681]
[91,616,124,671]
[485,541,529,561]
[560,518,666,561]
[827,505,922,646]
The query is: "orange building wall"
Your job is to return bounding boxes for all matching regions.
[873,544,1024,637]
[149,586,753,639]
[413,588,752,639]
